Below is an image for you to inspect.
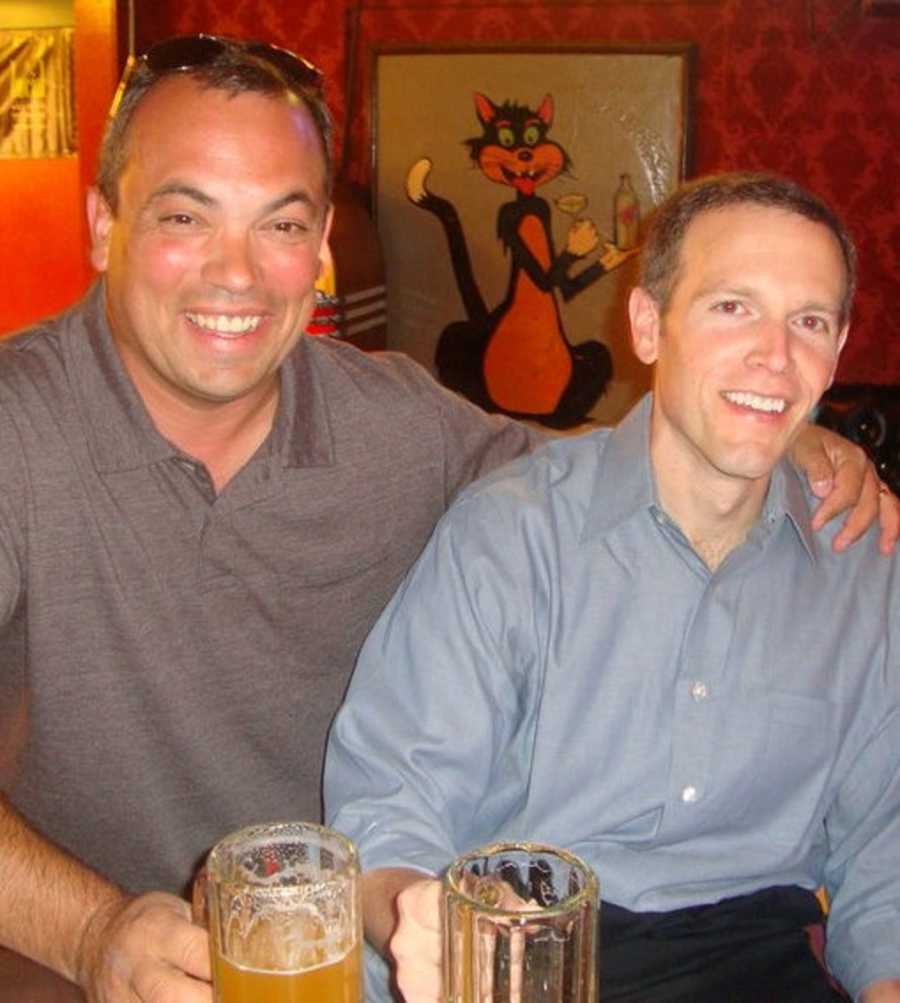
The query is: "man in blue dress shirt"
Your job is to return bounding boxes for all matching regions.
[325,173,900,1002]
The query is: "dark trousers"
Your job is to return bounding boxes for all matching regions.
[600,887,849,1003]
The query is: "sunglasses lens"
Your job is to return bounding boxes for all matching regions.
[145,34,225,74]
[246,43,324,91]
[114,34,324,116]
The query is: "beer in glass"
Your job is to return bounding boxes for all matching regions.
[201,821,362,1003]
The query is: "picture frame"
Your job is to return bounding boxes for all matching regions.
[862,0,900,13]
[0,27,77,159]
[371,42,695,426]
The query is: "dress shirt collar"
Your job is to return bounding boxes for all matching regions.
[68,281,335,474]
[582,393,816,563]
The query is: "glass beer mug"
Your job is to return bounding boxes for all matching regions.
[444,842,598,1003]
[196,821,362,1003]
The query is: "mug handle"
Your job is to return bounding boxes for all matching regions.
[191,865,209,929]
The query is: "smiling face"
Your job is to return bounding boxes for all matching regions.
[468,93,568,198]
[88,75,332,421]
[630,203,848,494]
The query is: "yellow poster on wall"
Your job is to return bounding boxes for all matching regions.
[0,27,76,158]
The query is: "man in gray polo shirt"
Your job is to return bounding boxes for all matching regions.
[0,35,893,1003]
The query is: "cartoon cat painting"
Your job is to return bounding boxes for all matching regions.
[407,92,632,429]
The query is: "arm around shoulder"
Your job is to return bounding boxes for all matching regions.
[435,378,543,501]
[790,421,898,553]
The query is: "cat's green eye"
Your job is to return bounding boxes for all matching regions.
[523,125,540,146]
[497,127,515,148]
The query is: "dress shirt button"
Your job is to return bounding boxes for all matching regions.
[681,785,699,803]
[690,680,709,701]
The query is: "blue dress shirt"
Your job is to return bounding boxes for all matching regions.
[325,395,900,999]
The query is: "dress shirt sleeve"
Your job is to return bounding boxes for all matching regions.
[823,693,900,997]
[324,490,539,875]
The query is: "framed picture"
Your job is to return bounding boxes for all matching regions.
[0,27,77,159]
[372,42,695,427]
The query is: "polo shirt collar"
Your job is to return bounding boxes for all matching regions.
[582,392,817,562]
[271,334,335,469]
[68,282,334,474]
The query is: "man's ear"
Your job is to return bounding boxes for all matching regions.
[321,202,334,260]
[629,286,662,365]
[315,203,335,284]
[825,323,850,390]
[86,187,113,273]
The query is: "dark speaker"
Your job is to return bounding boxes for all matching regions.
[816,384,900,494]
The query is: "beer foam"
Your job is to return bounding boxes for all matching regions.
[222,900,353,971]
[222,938,354,976]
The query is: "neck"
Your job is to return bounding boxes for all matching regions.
[127,367,279,493]
[650,431,770,573]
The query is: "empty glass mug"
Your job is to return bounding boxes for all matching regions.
[195,821,362,1003]
[444,841,598,1003]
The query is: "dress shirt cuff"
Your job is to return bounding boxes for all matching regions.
[329,807,453,878]
[827,916,900,1000]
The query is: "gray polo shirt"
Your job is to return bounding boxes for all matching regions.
[0,283,534,895]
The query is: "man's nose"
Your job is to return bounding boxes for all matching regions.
[202,231,257,293]
[748,318,792,373]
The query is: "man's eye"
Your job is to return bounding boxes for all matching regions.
[269,220,310,239]
[712,300,744,315]
[161,213,195,226]
[797,314,830,333]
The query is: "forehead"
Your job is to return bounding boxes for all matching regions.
[121,76,328,204]
[674,204,847,301]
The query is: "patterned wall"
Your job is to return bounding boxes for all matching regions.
[137,0,900,384]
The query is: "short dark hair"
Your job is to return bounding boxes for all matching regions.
[96,38,333,213]
[640,172,857,328]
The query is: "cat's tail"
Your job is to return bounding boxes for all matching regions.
[405,158,487,323]
[405,157,434,205]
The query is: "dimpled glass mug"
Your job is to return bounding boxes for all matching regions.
[443,842,599,1003]
[195,821,362,1003]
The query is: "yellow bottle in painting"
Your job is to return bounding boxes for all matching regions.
[613,173,639,251]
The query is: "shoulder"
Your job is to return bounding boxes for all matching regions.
[298,335,532,446]
[0,306,71,359]
[792,470,900,630]
[299,336,455,411]
[0,314,71,405]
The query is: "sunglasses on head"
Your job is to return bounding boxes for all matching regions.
[108,34,324,119]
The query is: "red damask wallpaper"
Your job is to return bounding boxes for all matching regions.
[137,0,900,383]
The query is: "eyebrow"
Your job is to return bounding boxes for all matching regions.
[791,301,841,317]
[144,183,216,210]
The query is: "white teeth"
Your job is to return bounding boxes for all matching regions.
[186,313,261,334]
[723,390,786,414]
